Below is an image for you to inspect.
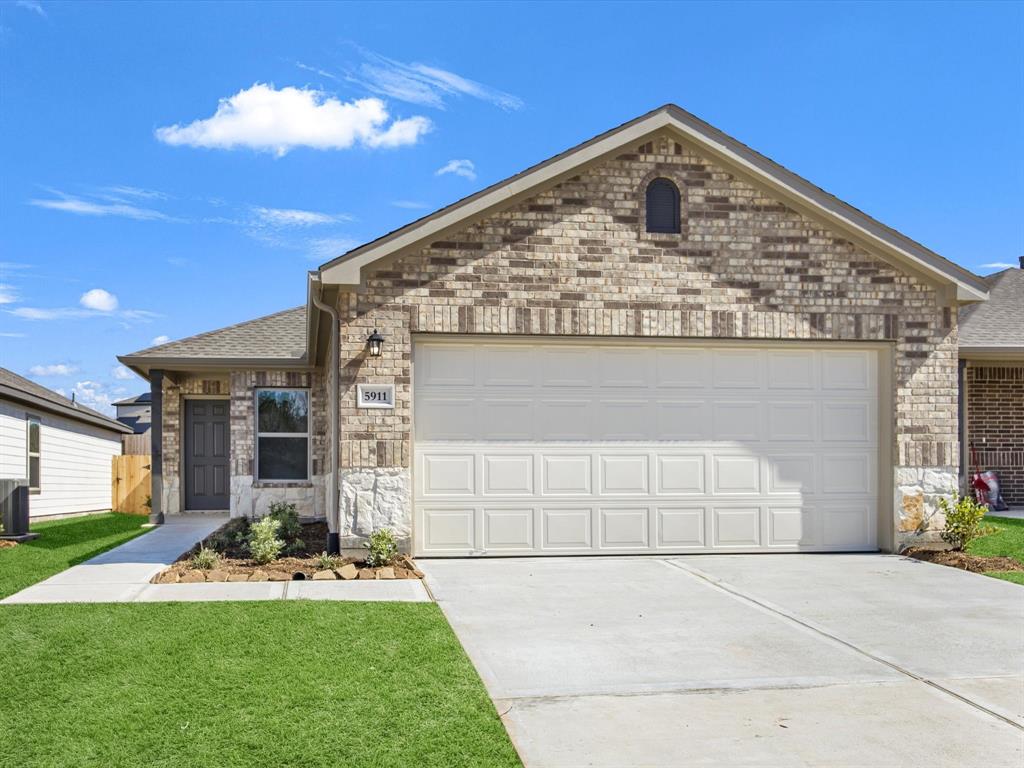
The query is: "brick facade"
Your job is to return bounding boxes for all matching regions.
[159,370,327,517]
[335,133,959,544]
[966,364,1024,506]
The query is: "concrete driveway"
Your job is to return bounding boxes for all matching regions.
[421,554,1023,767]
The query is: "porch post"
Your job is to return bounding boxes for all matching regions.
[149,369,164,525]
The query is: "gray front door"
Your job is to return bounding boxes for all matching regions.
[185,400,229,510]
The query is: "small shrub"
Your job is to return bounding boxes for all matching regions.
[315,551,339,570]
[190,546,220,571]
[364,528,398,567]
[248,517,284,564]
[939,493,995,551]
[269,501,302,542]
[143,495,152,510]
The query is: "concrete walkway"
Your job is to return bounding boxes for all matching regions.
[2,515,430,604]
[422,554,1024,768]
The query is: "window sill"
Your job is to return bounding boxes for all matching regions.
[252,481,313,489]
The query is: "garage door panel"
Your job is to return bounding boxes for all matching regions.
[657,506,706,548]
[767,350,816,390]
[713,506,762,547]
[543,508,593,549]
[483,508,535,550]
[655,401,710,440]
[657,455,705,494]
[421,454,475,496]
[713,455,761,494]
[600,507,649,548]
[655,348,709,388]
[599,455,649,495]
[423,508,476,550]
[766,401,817,442]
[537,399,591,440]
[542,455,592,495]
[713,401,762,441]
[414,341,879,556]
[483,454,534,495]
[767,454,817,495]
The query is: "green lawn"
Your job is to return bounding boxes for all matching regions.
[968,515,1024,585]
[0,512,149,599]
[0,602,521,768]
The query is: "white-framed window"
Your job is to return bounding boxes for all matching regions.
[26,415,41,492]
[255,388,310,481]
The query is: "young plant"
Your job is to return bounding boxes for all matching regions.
[247,517,284,565]
[315,551,339,571]
[190,546,220,571]
[269,501,302,542]
[938,493,994,551]
[363,528,398,568]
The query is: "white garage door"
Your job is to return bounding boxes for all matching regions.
[413,340,879,556]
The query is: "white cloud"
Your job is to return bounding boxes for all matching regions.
[436,159,476,180]
[80,288,119,312]
[0,284,17,304]
[16,1,46,18]
[155,86,431,156]
[391,200,430,210]
[71,380,116,415]
[151,335,171,345]
[0,332,26,338]
[96,185,168,201]
[29,363,77,376]
[308,237,360,262]
[29,189,174,221]
[253,207,351,228]
[112,365,135,380]
[350,50,523,111]
[980,262,1016,270]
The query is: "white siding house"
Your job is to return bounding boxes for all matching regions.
[0,368,132,519]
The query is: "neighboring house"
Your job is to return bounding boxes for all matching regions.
[119,104,990,556]
[959,258,1024,507]
[0,367,131,519]
[113,392,152,435]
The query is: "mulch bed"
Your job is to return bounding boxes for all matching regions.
[0,540,18,550]
[903,547,1024,574]
[152,518,423,584]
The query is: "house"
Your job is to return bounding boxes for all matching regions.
[118,104,990,556]
[113,392,152,435]
[0,367,132,519]
[959,259,1024,507]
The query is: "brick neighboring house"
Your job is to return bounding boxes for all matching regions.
[959,260,1024,507]
[119,104,991,556]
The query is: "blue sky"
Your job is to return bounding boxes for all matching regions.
[1,0,1021,413]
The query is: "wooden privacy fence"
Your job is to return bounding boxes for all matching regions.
[122,433,151,456]
[112,455,151,514]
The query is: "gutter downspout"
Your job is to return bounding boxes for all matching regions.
[310,275,341,555]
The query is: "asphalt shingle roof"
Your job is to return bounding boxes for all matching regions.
[0,367,131,433]
[959,268,1024,349]
[123,306,307,361]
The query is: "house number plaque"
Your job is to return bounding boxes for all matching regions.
[356,384,395,409]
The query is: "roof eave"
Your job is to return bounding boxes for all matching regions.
[117,355,312,379]
[958,346,1024,361]
[0,384,133,434]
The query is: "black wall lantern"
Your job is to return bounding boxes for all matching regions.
[367,329,385,357]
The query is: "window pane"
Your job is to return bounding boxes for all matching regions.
[28,420,40,453]
[29,456,40,489]
[257,391,308,433]
[257,437,308,480]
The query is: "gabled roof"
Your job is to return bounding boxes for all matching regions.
[118,306,309,377]
[959,267,1024,357]
[112,392,151,406]
[0,368,132,434]
[319,103,988,302]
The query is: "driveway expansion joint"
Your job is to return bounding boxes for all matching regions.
[662,557,1024,732]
